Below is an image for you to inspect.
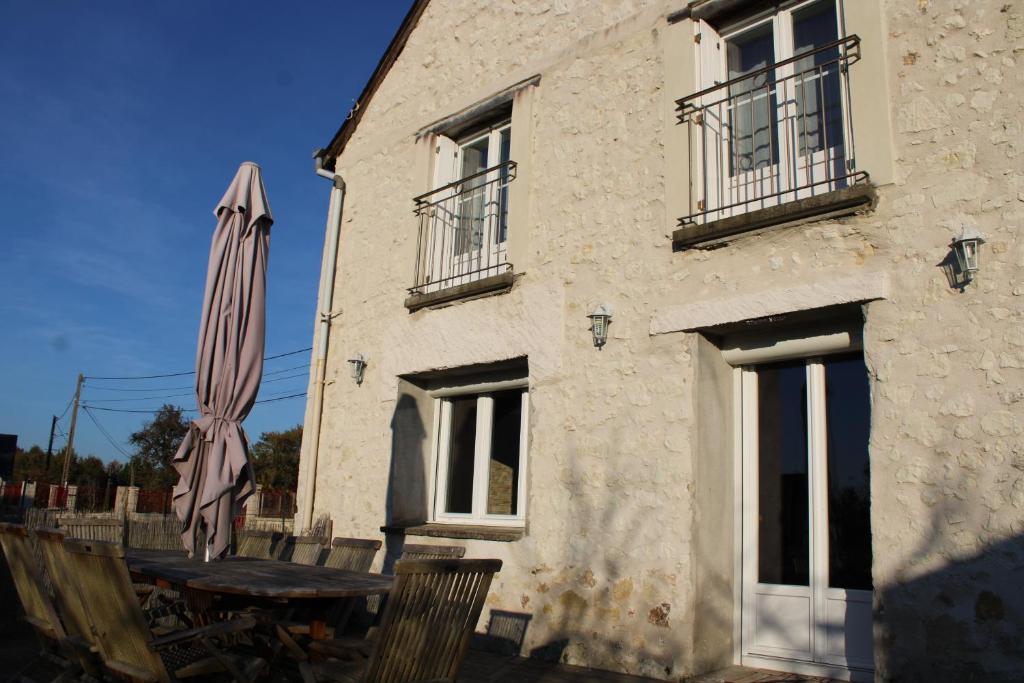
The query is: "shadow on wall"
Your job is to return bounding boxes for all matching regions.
[506,426,704,680]
[879,531,1024,682]
[383,390,428,573]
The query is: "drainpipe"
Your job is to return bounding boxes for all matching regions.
[300,149,346,533]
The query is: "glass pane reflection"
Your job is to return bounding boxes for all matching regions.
[757,361,810,586]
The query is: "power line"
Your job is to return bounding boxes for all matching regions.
[85,384,194,393]
[263,348,312,362]
[57,394,75,419]
[84,346,312,381]
[83,392,195,403]
[80,389,307,414]
[81,405,199,414]
[81,363,310,392]
[253,392,306,405]
[82,407,134,460]
[263,363,310,377]
[261,372,309,385]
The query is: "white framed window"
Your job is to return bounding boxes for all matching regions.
[431,384,528,526]
[413,119,515,296]
[688,0,858,223]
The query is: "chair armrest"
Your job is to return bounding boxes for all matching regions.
[151,616,257,649]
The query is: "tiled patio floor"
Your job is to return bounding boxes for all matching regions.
[458,650,835,683]
[0,623,831,683]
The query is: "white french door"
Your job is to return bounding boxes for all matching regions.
[450,125,511,286]
[703,0,848,219]
[740,353,874,679]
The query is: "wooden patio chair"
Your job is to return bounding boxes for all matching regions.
[308,558,502,683]
[33,528,107,678]
[0,523,72,679]
[281,535,326,566]
[61,538,266,683]
[400,543,466,561]
[236,529,283,559]
[323,537,382,573]
[57,515,124,543]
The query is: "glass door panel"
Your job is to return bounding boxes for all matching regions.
[742,352,874,674]
[756,362,810,586]
[824,354,872,591]
[789,0,847,196]
[444,396,477,514]
[724,21,781,213]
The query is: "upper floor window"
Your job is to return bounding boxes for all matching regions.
[676,0,868,237]
[410,118,516,301]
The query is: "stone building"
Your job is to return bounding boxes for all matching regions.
[295,1,1023,680]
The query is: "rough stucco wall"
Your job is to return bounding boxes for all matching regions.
[862,2,1024,680]
[299,0,1024,679]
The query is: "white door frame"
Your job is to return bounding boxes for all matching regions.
[733,357,874,681]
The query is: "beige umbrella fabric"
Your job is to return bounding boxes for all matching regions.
[172,161,272,559]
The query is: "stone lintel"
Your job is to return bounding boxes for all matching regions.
[650,270,890,336]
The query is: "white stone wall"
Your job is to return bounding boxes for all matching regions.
[299,1,1024,679]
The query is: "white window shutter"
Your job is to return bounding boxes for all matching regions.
[433,134,459,189]
[696,19,725,216]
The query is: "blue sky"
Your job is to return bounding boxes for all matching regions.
[0,1,413,462]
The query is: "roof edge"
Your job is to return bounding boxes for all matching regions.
[321,0,432,168]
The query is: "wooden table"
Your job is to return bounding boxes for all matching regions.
[127,549,393,640]
[127,549,393,599]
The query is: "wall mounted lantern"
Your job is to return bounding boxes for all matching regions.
[951,225,985,285]
[588,304,612,349]
[347,353,367,385]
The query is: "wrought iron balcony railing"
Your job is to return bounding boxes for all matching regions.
[676,35,867,227]
[410,160,516,297]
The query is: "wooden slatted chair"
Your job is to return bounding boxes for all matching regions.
[281,535,326,566]
[400,543,466,560]
[323,538,382,573]
[33,529,105,678]
[0,523,75,681]
[308,558,502,683]
[61,538,266,683]
[57,516,124,543]
[236,529,282,559]
[362,542,467,621]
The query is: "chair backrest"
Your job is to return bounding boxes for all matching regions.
[0,523,64,643]
[282,535,325,566]
[33,529,94,644]
[323,537,382,573]
[127,514,183,551]
[363,559,501,683]
[61,538,170,683]
[400,543,466,561]
[58,516,124,543]
[236,529,282,559]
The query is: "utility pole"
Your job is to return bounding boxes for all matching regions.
[44,414,57,480]
[60,373,84,487]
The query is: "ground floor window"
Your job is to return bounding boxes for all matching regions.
[433,387,528,525]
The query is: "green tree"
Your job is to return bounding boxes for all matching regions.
[13,445,52,481]
[249,425,302,489]
[128,405,189,489]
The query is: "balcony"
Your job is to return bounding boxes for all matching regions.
[406,160,517,311]
[674,35,873,249]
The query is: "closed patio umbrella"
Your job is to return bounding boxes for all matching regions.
[172,161,273,559]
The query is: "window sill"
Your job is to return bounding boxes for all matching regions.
[404,272,516,312]
[380,522,525,543]
[672,182,876,251]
